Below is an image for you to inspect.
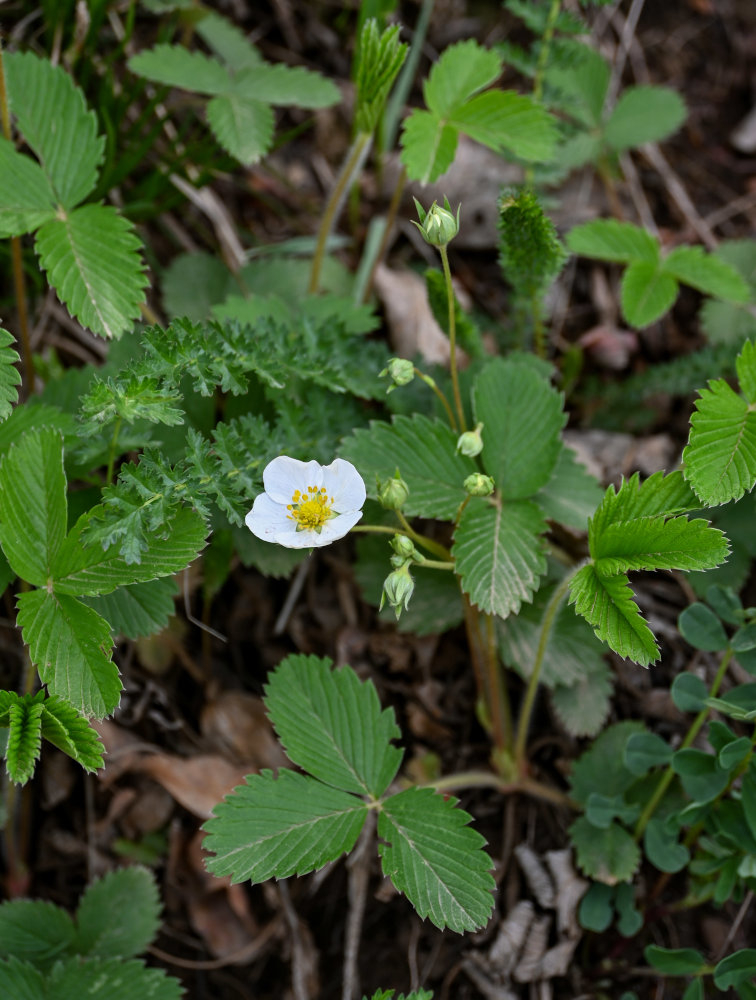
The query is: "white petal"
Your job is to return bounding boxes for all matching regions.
[312,508,363,544]
[321,458,366,513]
[245,492,291,541]
[263,456,323,504]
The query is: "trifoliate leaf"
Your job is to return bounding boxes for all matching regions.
[423,39,502,116]
[0,137,56,237]
[534,443,602,530]
[81,578,178,640]
[700,240,756,345]
[567,219,659,264]
[75,868,160,960]
[398,111,459,185]
[453,497,547,619]
[377,787,495,933]
[40,695,104,772]
[569,816,641,884]
[569,564,658,665]
[195,11,261,71]
[203,769,368,882]
[604,85,686,151]
[5,696,43,785]
[0,427,67,587]
[5,51,104,209]
[545,43,609,126]
[620,259,678,328]
[47,956,184,1000]
[35,204,147,339]
[663,245,749,303]
[0,328,21,421]
[264,656,402,798]
[472,358,565,499]
[0,899,75,966]
[449,90,557,162]
[205,93,274,165]
[17,589,120,719]
[232,62,339,108]
[129,45,231,94]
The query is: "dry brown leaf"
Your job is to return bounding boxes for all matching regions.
[373,264,450,365]
[137,753,249,819]
[200,690,288,769]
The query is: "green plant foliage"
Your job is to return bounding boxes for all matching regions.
[0,328,21,421]
[355,20,408,133]
[1,52,146,338]
[534,443,603,529]
[569,816,641,884]
[129,12,339,165]
[678,603,728,651]
[549,661,613,738]
[700,240,756,345]
[684,339,756,505]
[400,39,555,183]
[569,563,658,665]
[74,868,162,960]
[644,945,706,976]
[204,655,495,932]
[81,579,178,640]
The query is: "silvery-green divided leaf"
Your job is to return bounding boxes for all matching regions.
[35,205,147,339]
[377,787,495,933]
[81,579,178,640]
[354,21,407,134]
[0,427,67,587]
[569,816,641,884]
[472,358,565,499]
[0,328,21,421]
[340,415,475,519]
[569,564,658,665]
[0,138,56,237]
[264,655,402,798]
[453,497,547,619]
[17,590,121,719]
[5,51,104,209]
[195,11,261,71]
[604,85,686,151]
[0,899,75,967]
[74,868,160,960]
[203,769,368,883]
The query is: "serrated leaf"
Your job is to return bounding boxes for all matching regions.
[40,695,104,772]
[81,579,178,640]
[203,769,367,882]
[684,378,756,505]
[0,957,45,999]
[473,358,565,499]
[206,93,274,165]
[567,220,659,264]
[448,90,556,162]
[0,899,75,965]
[591,515,728,576]
[569,816,640,884]
[0,328,21,421]
[621,259,678,328]
[232,63,339,108]
[399,110,458,184]
[5,696,43,785]
[75,868,160,959]
[423,40,502,116]
[664,245,749,302]
[0,137,57,236]
[570,720,645,804]
[678,602,728,651]
[0,427,66,586]
[264,656,402,798]
[545,44,609,126]
[453,497,547,619]
[196,11,261,71]
[604,85,686,151]
[737,340,756,404]
[129,45,231,94]
[6,51,103,209]
[377,787,495,933]
[17,589,121,719]
[339,415,475,519]
[591,470,699,530]
[47,956,184,1000]
[549,663,613,738]
[534,443,603,530]
[569,564,658,665]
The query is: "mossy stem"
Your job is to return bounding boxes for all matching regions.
[438,244,466,432]
[308,130,372,295]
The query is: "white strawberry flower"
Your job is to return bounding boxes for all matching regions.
[246,456,366,549]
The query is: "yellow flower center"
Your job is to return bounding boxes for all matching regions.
[287,485,335,533]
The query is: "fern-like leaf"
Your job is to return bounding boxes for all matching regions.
[5,695,44,784]
[0,328,21,422]
[569,563,658,666]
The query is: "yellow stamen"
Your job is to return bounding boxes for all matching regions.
[287,484,336,533]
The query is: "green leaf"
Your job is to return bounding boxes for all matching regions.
[203,769,368,882]
[644,945,706,976]
[0,427,67,586]
[453,497,547,619]
[714,950,756,991]
[604,85,686,151]
[549,663,613,738]
[195,11,261,71]
[472,358,565,499]
[5,695,44,784]
[671,672,708,713]
[263,656,402,798]
[206,93,274,165]
[585,793,639,830]
[736,340,756,406]
[232,63,339,108]
[353,20,407,133]
[643,818,689,873]
[683,978,705,1000]
[0,327,21,421]
[569,816,640,884]
[339,415,475,519]
[569,564,658,665]
[423,39,502,116]
[81,579,178,640]
[664,246,749,302]
[578,882,614,932]
[672,748,729,804]
[592,514,727,576]
[678,603,728,651]
[0,957,45,999]
[47,956,183,1000]
[0,899,75,965]
[40,695,104,772]
[615,881,643,938]
[545,44,610,126]
[624,731,673,776]
[534,443,603,530]
[75,868,160,959]
[52,505,207,595]
[719,736,751,770]
[0,137,56,236]
[5,51,104,209]
[17,589,121,719]
[567,220,659,264]
[128,45,231,94]
[35,204,147,339]
[570,720,645,805]
[377,787,495,933]
[399,111,458,184]
[448,90,556,162]
[620,259,678,328]
[683,378,756,505]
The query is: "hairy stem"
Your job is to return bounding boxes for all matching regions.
[105,416,123,485]
[352,522,451,561]
[438,244,466,432]
[416,367,457,430]
[462,595,512,759]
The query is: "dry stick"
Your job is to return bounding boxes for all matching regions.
[639,142,718,250]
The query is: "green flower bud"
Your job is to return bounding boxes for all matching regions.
[463,473,495,497]
[379,357,415,392]
[380,561,415,619]
[390,533,417,560]
[412,196,461,248]
[377,470,410,510]
[457,422,484,458]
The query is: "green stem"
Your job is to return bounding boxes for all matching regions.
[633,649,733,842]
[438,244,466,432]
[105,416,123,485]
[532,290,546,360]
[524,0,561,188]
[422,769,575,809]
[416,558,454,570]
[415,367,457,430]
[395,509,451,560]
[352,521,450,562]
[514,564,583,766]
[308,131,372,295]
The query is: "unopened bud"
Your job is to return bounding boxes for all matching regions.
[457,422,484,458]
[380,357,414,392]
[412,196,461,248]
[390,534,417,560]
[463,473,495,497]
[378,471,409,510]
[380,561,415,619]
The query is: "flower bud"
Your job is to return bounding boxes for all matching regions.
[463,473,495,497]
[380,561,415,619]
[412,196,461,248]
[379,357,414,392]
[377,470,409,510]
[457,422,484,458]
[390,533,417,560]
